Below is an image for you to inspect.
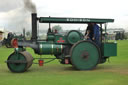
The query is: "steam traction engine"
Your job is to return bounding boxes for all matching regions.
[6,13,117,72]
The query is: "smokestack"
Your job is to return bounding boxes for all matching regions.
[31,13,37,41]
[23,0,37,41]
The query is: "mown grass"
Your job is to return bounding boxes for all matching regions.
[0,40,128,85]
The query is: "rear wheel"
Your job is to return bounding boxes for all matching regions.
[70,40,100,70]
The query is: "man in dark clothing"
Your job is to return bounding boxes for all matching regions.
[93,23,100,46]
[85,23,100,46]
[85,23,94,40]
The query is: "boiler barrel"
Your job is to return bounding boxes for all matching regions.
[34,44,64,55]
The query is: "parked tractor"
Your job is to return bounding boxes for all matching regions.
[6,13,117,72]
[2,31,25,48]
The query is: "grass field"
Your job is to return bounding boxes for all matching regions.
[0,40,128,85]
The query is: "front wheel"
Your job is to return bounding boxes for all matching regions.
[7,51,33,73]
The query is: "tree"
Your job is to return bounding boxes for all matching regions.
[26,31,31,40]
[52,25,62,33]
[26,31,31,37]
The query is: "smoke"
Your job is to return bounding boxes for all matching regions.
[2,0,38,32]
[23,0,36,13]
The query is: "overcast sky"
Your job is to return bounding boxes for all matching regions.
[0,0,128,32]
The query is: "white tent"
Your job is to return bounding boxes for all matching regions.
[0,27,9,41]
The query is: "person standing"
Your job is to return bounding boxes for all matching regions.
[93,23,100,46]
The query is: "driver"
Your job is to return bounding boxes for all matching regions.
[85,23,94,40]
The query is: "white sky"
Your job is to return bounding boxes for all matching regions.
[0,0,128,32]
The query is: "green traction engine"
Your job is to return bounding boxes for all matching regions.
[6,13,117,72]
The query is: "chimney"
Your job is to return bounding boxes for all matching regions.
[31,13,37,41]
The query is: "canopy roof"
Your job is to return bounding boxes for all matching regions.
[39,17,114,24]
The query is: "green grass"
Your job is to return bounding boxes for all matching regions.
[0,40,128,85]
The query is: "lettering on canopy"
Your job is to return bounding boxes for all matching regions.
[66,18,90,22]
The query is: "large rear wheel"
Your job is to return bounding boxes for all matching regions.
[70,40,100,70]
